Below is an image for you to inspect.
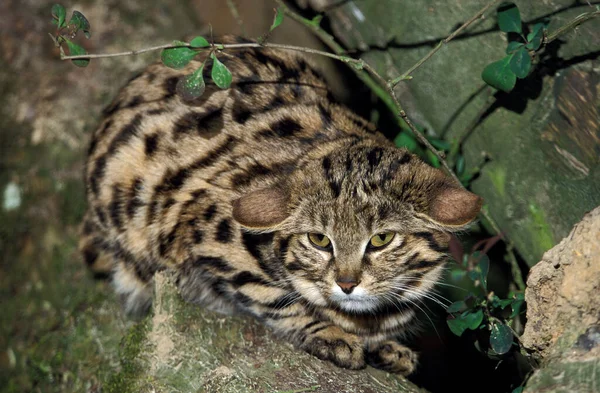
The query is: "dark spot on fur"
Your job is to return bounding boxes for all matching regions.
[216,219,233,243]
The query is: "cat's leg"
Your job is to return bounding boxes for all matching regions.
[78,211,113,275]
[264,309,366,370]
[112,258,153,317]
[365,340,417,375]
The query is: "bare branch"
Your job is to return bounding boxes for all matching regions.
[390,0,503,86]
[544,9,600,44]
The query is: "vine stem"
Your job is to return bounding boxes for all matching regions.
[389,0,503,86]
[544,8,600,44]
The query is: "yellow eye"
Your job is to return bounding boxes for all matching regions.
[308,233,332,250]
[369,232,395,249]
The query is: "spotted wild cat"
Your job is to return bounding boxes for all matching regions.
[80,36,483,375]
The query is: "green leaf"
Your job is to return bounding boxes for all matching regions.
[447,300,467,314]
[394,132,417,152]
[210,54,232,89]
[447,317,468,336]
[64,39,89,67]
[509,47,531,79]
[456,154,465,175]
[161,41,197,69]
[512,387,524,393]
[309,15,323,27]
[447,309,484,336]
[510,292,525,318]
[270,6,284,31]
[459,172,474,187]
[68,11,91,39]
[429,138,451,151]
[490,322,513,354]
[490,295,513,310]
[477,253,490,290]
[450,268,466,281]
[190,36,210,48]
[526,22,546,51]
[506,41,524,54]
[51,4,67,29]
[426,150,440,168]
[482,55,517,92]
[176,66,206,101]
[497,3,522,34]
[465,309,484,330]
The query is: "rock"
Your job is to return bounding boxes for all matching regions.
[108,272,424,393]
[522,206,600,392]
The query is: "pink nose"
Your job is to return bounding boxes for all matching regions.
[336,280,358,294]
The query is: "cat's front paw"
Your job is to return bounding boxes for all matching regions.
[366,340,417,375]
[302,325,365,370]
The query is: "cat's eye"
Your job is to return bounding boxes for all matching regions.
[308,233,332,250]
[368,232,395,250]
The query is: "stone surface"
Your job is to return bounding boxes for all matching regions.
[522,206,600,393]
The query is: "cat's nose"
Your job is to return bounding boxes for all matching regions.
[336,279,359,294]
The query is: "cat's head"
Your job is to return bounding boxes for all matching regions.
[232,143,482,313]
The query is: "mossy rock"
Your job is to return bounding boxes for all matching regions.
[109,273,424,393]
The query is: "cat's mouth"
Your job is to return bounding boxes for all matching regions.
[329,293,380,313]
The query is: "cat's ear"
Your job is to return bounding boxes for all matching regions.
[427,185,483,227]
[232,187,289,230]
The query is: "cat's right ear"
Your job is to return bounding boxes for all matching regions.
[232,187,289,230]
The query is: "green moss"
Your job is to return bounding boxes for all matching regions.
[105,321,150,393]
[527,203,556,255]
[525,358,600,392]
[488,166,507,198]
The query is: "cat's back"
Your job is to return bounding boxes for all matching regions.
[81,37,381,279]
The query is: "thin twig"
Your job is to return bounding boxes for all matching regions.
[544,9,600,44]
[505,245,526,291]
[61,41,364,64]
[390,0,503,86]
[226,0,247,37]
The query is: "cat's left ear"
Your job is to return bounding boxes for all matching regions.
[232,187,289,230]
[426,183,483,228]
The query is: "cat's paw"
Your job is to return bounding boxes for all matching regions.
[366,340,417,375]
[302,325,365,370]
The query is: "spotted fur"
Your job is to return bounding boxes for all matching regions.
[80,36,482,374]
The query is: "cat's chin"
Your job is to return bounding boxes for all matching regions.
[336,298,378,313]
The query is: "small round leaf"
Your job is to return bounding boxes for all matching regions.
[482,55,517,92]
[65,39,89,67]
[510,292,525,318]
[464,309,484,330]
[190,36,210,48]
[506,41,524,54]
[526,22,546,51]
[210,54,232,89]
[68,11,91,39]
[161,42,197,70]
[490,322,514,354]
[497,3,522,34]
[447,300,467,314]
[176,67,206,101]
[509,47,531,79]
[51,4,67,29]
